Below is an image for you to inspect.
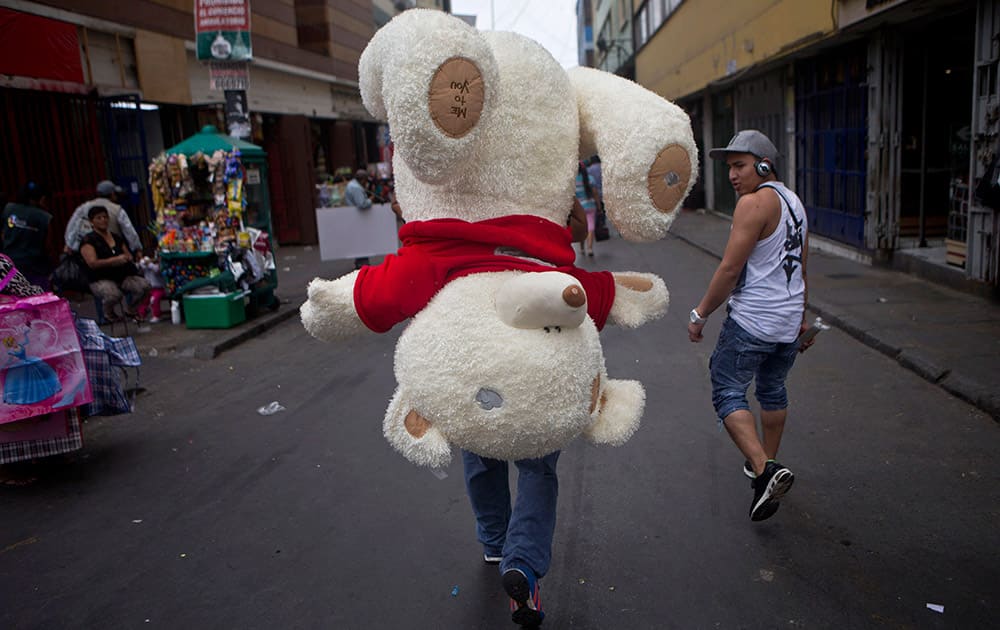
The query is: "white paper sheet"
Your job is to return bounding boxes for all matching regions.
[316,204,400,261]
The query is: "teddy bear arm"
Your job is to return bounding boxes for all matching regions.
[583,379,645,446]
[607,272,669,329]
[300,271,370,341]
[383,388,453,468]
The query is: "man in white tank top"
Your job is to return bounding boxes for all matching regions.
[687,130,817,522]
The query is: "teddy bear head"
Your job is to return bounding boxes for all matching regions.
[359,9,697,241]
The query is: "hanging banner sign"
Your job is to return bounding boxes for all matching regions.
[195,0,252,62]
[209,61,249,91]
[224,89,251,139]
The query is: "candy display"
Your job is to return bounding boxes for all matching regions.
[148,127,279,313]
[149,149,246,255]
[149,148,254,297]
[159,254,221,297]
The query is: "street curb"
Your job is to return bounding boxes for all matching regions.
[939,372,1000,420]
[189,296,305,359]
[669,230,998,420]
[896,348,949,383]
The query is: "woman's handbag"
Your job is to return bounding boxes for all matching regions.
[0,253,44,297]
[51,252,91,293]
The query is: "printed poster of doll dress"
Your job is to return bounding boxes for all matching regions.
[0,295,93,423]
[3,327,61,404]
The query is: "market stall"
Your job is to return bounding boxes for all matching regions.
[148,126,278,328]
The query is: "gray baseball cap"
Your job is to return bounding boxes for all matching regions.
[96,180,123,196]
[708,130,779,163]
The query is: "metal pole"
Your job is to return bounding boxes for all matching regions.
[918,45,928,248]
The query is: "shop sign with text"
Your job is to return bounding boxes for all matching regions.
[195,0,252,62]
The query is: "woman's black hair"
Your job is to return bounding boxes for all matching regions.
[88,204,110,221]
[578,161,593,199]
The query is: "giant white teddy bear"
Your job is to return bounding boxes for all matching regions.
[301,9,697,468]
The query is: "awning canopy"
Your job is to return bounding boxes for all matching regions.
[165,125,266,159]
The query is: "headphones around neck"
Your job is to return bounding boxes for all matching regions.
[754,158,772,178]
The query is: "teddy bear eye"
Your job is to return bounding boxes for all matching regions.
[664,171,681,187]
[475,388,503,410]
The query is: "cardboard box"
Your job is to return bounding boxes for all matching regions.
[183,291,247,329]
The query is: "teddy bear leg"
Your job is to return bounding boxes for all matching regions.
[608,272,669,328]
[383,388,453,468]
[582,378,645,446]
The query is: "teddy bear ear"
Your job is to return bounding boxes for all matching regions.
[383,386,453,468]
[359,9,498,185]
[567,66,699,242]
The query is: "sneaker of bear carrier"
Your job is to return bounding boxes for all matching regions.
[502,567,544,628]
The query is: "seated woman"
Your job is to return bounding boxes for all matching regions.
[79,205,150,322]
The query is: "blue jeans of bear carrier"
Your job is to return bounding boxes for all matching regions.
[462,449,560,579]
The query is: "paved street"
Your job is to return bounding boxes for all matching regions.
[2,233,998,629]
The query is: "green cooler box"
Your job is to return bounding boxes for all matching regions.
[183,291,247,329]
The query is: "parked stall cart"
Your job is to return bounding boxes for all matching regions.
[148,126,278,328]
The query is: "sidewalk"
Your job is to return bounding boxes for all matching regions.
[111,212,1000,420]
[71,246,356,360]
[669,209,1000,420]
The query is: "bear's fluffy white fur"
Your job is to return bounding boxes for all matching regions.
[301,9,697,467]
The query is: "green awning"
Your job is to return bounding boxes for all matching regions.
[165,125,266,159]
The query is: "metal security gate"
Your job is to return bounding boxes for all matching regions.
[866,29,904,252]
[735,69,788,180]
[969,0,1000,284]
[795,45,869,248]
[711,90,736,214]
[0,88,152,244]
[0,88,107,224]
[97,94,153,248]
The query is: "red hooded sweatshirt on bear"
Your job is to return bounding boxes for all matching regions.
[353,215,615,333]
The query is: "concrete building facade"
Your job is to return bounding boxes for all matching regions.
[628,0,998,291]
[0,0,446,246]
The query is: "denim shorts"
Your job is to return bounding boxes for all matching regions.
[709,317,799,422]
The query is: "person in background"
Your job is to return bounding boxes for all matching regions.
[79,205,150,323]
[65,180,142,258]
[135,255,166,323]
[345,168,374,270]
[586,155,603,208]
[1,181,53,290]
[574,161,598,258]
[567,197,588,244]
[687,130,814,522]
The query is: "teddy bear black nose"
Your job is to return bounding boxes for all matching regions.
[475,388,504,410]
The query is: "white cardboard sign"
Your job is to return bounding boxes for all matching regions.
[316,204,400,261]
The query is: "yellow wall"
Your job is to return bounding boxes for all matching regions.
[636,0,835,100]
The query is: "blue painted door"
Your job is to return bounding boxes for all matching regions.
[795,46,868,248]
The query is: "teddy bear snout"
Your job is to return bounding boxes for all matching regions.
[563,285,586,308]
[495,272,588,330]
